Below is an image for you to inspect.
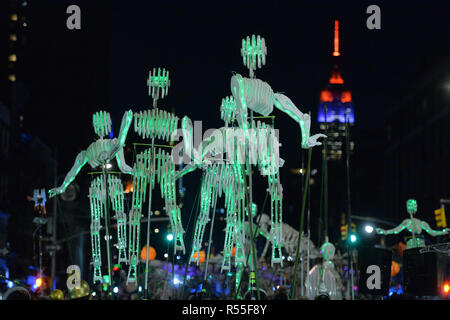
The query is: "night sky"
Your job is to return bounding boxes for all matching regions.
[18,0,450,248]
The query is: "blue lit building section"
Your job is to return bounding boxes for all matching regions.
[318,101,354,124]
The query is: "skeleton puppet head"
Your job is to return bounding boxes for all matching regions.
[406,199,418,215]
[92,110,112,139]
[320,238,335,262]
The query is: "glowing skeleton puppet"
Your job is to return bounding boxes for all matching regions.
[376,199,449,249]
[174,97,249,272]
[257,213,320,262]
[127,68,193,285]
[305,238,343,300]
[49,110,134,283]
[229,35,325,267]
[176,36,325,278]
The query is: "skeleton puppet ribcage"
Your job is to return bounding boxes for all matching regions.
[231,76,275,119]
[134,109,179,141]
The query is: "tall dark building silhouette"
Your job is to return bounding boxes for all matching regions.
[0,0,33,262]
[384,56,450,224]
[1,0,113,287]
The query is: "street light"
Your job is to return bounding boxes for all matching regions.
[364,225,374,234]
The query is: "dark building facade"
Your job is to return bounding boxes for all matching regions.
[384,56,450,225]
[1,0,112,288]
[0,0,34,263]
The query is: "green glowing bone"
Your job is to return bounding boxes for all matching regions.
[88,177,105,283]
[147,67,170,106]
[134,109,179,142]
[93,110,112,139]
[241,34,267,73]
[127,151,150,284]
[407,199,418,214]
[220,96,237,126]
[189,164,226,265]
[108,176,127,265]
[127,207,141,284]
[266,173,283,266]
[230,74,326,149]
[158,150,185,252]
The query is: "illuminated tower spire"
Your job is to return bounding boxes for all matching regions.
[333,20,340,57]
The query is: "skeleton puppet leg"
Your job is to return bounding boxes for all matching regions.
[108,175,127,265]
[88,177,105,283]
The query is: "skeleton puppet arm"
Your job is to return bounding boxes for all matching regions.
[174,116,202,180]
[274,94,326,148]
[115,110,134,174]
[174,133,218,180]
[49,151,88,197]
[118,110,133,146]
[230,73,325,148]
[421,221,449,236]
[116,148,133,175]
[376,219,410,235]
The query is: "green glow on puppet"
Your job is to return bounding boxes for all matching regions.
[407,199,418,215]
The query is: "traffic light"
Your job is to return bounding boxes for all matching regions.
[434,207,447,228]
[340,225,348,240]
[340,222,356,241]
[349,223,357,244]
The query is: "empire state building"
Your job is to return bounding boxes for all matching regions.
[317,20,355,161]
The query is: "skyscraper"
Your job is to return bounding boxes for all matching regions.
[317,20,354,161]
[315,20,357,245]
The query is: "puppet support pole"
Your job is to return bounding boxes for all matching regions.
[290,146,312,299]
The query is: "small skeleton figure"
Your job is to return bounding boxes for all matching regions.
[305,238,342,300]
[257,213,320,261]
[376,199,449,249]
[49,110,134,283]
